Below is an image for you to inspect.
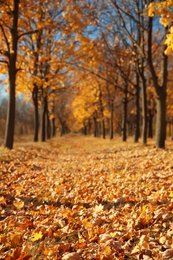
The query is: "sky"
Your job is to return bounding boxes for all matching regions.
[0,74,7,99]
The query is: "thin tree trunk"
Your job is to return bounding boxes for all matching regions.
[156,90,167,148]
[41,96,47,142]
[51,118,56,137]
[47,112,51,139]
[32,84,39,142]
[5,69,16,149]
[121,84,128,142]
[141,78,147,145]
[148,110,154,138]
[4,0,19,149]
[134,76,140,143]
[88,119,91,135]
[98,86,106,139]
[102,120,106,139]
[93,116,98,137]
[147,10,168,148]
[83,124,87,135]
[109,100,114,140]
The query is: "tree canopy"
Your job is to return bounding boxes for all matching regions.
[0,0,173,148]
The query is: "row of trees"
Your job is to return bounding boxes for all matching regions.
[0,0,173,148]
[0,95,34,138]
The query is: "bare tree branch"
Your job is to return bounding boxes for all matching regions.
[0,24,10,55]
[18,29,39,39]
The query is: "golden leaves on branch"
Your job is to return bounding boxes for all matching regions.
[147,1,173,55]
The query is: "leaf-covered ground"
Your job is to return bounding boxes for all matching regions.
[0,135,173,260]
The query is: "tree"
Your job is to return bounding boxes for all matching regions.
[147,0,169,148]
[14,0,69,142]
[0,0,20,149]
[0,0,39,149]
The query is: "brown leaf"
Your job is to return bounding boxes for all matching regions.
[162,249,173,260]
[62,252,81,260]
[10,233,23,248]
[13,198,24,209]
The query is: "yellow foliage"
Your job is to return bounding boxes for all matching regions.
[164,46,172,55]
[160,17,169,27]
[148,1,173,55]
[147,2,155,17]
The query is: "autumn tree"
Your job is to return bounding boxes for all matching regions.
[15,0,70,142]
[72,71,99,135]
[86,0,169,148]
[64,1,143,142]
[147,1,169,148]
[0,0,40,149]
[97,1,147,143]
[0,0,20,149]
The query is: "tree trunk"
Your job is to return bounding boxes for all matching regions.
[5,70,16,149]
[156,91,166,148]
[83,124,87,135]
[88,119,91,135]
[147,11,168,148]
[41,96,47,142]
[102,120,106,139]
[109,100,114,140]
[4,0,19,149]
[98,86,106,139]
[148,110,153,138]
[134,79,140,143]
[51,118,56,137]
[93,116,98,137]
[32,84,39,142]
[47,112,51,139]
[141,78,147,145]
[121,84,128,142]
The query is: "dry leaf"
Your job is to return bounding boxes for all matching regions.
[0,196,6,206]
[99,234,112,243]
[13,198,24,209]
[62,252,81,260]
[162,249,173,260]
[31,231,43,241]
[1,137,173,259]
[159,236,167,244]
[10,233,23,247]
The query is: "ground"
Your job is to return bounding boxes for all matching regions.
[0,135,173,259]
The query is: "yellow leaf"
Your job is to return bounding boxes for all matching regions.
[103,245,112,255]
[164,46,172,56]
[160,17,169,27]
[31,231,43,241]
[13,198,24,209]
[159,236,167,244]
[141,205,147,214]
[85,221,93,229]
[148,2,155,17]
[0,196,6,206]
[94,204,104,212]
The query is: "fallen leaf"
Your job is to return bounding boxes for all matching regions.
[62,252,81,260]
[13,198,24,209]
[162,249,173,260]
[10,233,23,247]
[31,231,43,241]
